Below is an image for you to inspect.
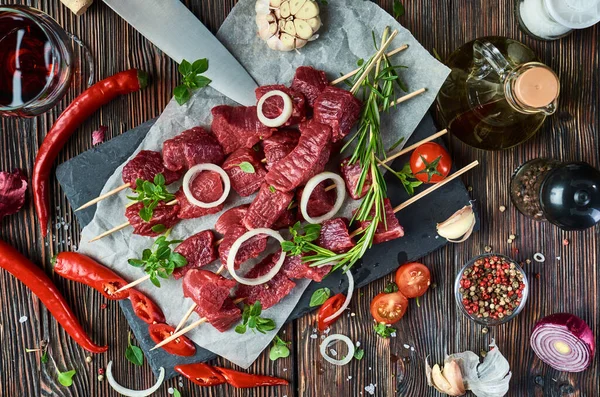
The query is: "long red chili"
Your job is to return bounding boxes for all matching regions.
[175,362,288,388]
[33,69,149,237]
[0,239,107,353]
[175,363,226,387]
[53,252,130,300]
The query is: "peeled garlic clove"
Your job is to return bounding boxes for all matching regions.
[280,0,291,18]
[296,0,319,18]
[441,360,466,395]
[294,19,313,39]
[437,204,476,243]
[431,364,453,393]
[280,33,297,50]
[284,20,297,35]
[290,0,307,14]
[307,16,321,31]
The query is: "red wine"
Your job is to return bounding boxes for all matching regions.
[0,11,53,107]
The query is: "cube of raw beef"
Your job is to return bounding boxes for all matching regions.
[218,226,268,268]
[211,105,275,154]
[222,148,267,197]
[358,198,404,244]
[125,202,180,237]
[195,297,241,333]
[264,120,332,192]
[162,127,225,172]
[182,269,236,313]
[317,218,355,254]
[314,86,362,142]
[262,130,300,170]
[173,231,218,279]
[340,157,371,200]
[271,206,297,230]
[243,184,294,229]
[236,253,296,310]
[174,171,224,219]
[281,255,331,282]
[256,85,306,126]
[297,181,335,220]
[215,205,249,235]
[122,150,181,189]
[291,66,329,107]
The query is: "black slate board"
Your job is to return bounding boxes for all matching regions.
[56,112,475,379]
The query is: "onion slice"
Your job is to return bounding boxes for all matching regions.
[300,172,346,224]
[106,361,165,396]
[530,313,594,372]
[227,228,286,286]
[257,90,293,127]
[323,270,354,323]
[320,334,355,366]
[182,164,231,208]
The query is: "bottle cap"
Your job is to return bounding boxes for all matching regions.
[540,162,600,230]
[514,66,559,109]
[545,0,600,29]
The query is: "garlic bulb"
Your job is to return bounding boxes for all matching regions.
[436,204,476,243]
[255,0,322,51]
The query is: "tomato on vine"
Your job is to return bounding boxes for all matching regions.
[409,142,452,183]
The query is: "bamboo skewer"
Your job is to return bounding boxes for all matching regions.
[330,44,409,85]
[350,30,398,95]
[76,183,131,211]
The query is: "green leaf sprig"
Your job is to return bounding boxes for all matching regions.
[281,222,332,258]
[380,162,423,196]
[127,235,187,287]
[25,341,49,364]
[125,331,144,366]
[383,282,399,293]
[269,335,291,361]
[237,161,255,174]
[127,174,175,223]
[235,301,276,334]
[174,59,212,105]
[393,0,405,19]
[374,323,396,339]
[309,287,331,307]
[173,389,182,397]
[49,354,76,387]
[354,347,365,360]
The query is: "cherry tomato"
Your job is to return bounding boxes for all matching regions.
[409,142,452,183]
[317,293,345,331]
[128,289,166,324]
[370,291,408,324]
[148,323,196,357]
[395,262,431,298]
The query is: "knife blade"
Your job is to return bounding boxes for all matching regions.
[102,0,258,106]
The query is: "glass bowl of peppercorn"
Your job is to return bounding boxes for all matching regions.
[454,253,529,326]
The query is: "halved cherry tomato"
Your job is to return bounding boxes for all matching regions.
[148,323,196,357]
[395,262,431,298]
[317,293,345,331]
[370,291,408,324]
[409,142,452,183]
[128,289,166,324]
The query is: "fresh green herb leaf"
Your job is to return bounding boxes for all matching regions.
[269,335,291,361]
[191,58,208,74]
[236,301,276,334]
[151,224,166,234]
[393,0,405,19]
[388,136,405,152]
[237,161,256,174]
[235,324,247,334]
[357,58,364,67]
[383,282,399,293]
[173,389,182,397]
[283,222,327,257]
[269,185,276,193]
[175,58,212,105]
[309,288,331,307]
[374,323,396,338]
[41,351,49,364]
[174,85,191,106]
[178,60,192,76]
[125,332,144,366]
[57,369,76,387]
[354,347,365,360]
[127,236,187,288]
[127,174,175,222]
[381,162,422,196]
[432,48,442,62]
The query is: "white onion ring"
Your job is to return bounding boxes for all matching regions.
[300,172,346,224]
[323,270,354,323]
[257,90,293,127]
[319,334,355,366]
[106,361,165,396]
[227,228,286,286]
[182,164,231,208]
[533,253,546,262]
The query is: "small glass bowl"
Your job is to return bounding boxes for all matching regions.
[454,253,529,326]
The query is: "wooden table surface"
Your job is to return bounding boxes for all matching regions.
[1,0,598,396]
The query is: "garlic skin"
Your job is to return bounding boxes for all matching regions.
[437,204,476,243]
[255,0,322,52]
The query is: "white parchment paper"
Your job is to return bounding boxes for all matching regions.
[78,0,450,368]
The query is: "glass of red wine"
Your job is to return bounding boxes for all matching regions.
[0,6,78,117]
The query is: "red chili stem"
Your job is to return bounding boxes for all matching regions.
[33,69,149,237]
[0,239,107,353]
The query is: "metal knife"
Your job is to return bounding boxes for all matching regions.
[102,0,258,106]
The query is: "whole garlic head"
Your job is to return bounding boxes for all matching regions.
[255,0,322,51]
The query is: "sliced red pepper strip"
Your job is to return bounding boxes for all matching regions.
[33,69,149,237]
[175,363,226,387]
[53,252,129,300]
[148,323,196,357]
[128,289,166,324]
[214,366,289,388]
[317,293,345,331]
[0,239,107,353]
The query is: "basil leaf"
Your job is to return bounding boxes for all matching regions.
[128,259,145,267]
[153,173,165,186]
[250,301,262,317]
[235,324,247,334]
[258,319,276,332]
[192,58,208,74]
[57,369,76,387]
[354,347,365,360]
[237,161,256,174]
[178,60,192,76]
[139,207,152,222]
[170,252,188,268]
[149,274,161,288]
[193,75,211,88]
[174,86,191,105]
[281,241,296,252]
[173,389,181,397]
[269,344,290,361]
[269,185,276,193]
[151,224,166,234]
[125,345,144,366]
[393,0,405,19]
[309,288,331,307]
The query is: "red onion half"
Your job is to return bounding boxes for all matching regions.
[530,313,595,372]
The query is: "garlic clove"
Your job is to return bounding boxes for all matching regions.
[436,204,476,242]
[295,0,319,18]
[441,360,466,395]
[270,0,282,6]
[279,33,297,51]
[431,364,453,393]
[307,16,322,31]
[295,38,308,49]
[284,20,297,36]
[294,19,313,39]
[290,0,308,14]
[280,0,291,18]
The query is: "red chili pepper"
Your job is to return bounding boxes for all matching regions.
[53,252,129,300]
[175,363,226,387]
[0,239,107,353]
[33,69,149,237]
[128,289,165,324]
[214,366,289,388]
[148,323,196,357]
[317,293,345,331]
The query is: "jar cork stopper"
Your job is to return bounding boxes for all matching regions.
[514,66,559,109]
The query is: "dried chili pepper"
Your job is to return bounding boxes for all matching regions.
[33,69,149,237]
[175,363,226,386]
[0,239,107,353]
[175,362,288,388]
[128,289,166,324]
[148,323,196,357]
[53,252,129,300]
